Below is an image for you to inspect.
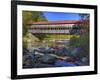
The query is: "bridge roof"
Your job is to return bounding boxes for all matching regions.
[28,20,84,25]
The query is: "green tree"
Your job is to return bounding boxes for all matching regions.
[70,14,90,62]
[31,12,48,41]
[23,11,32,35]
[33,34,48,41]
[22,11,48,48]
[32,12,47,21]
[22,11,47,36]
[70,13,90,47]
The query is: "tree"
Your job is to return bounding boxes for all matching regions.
[70,13,90,47]
[22,11,48,48]
[22,11,33,48]
[22,11,47,36]
[70,13,90,62]
[79,14,90,20]
[31,12,48,41]
[33,34,48,41]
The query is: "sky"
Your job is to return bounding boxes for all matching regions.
[43,12,81,21]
